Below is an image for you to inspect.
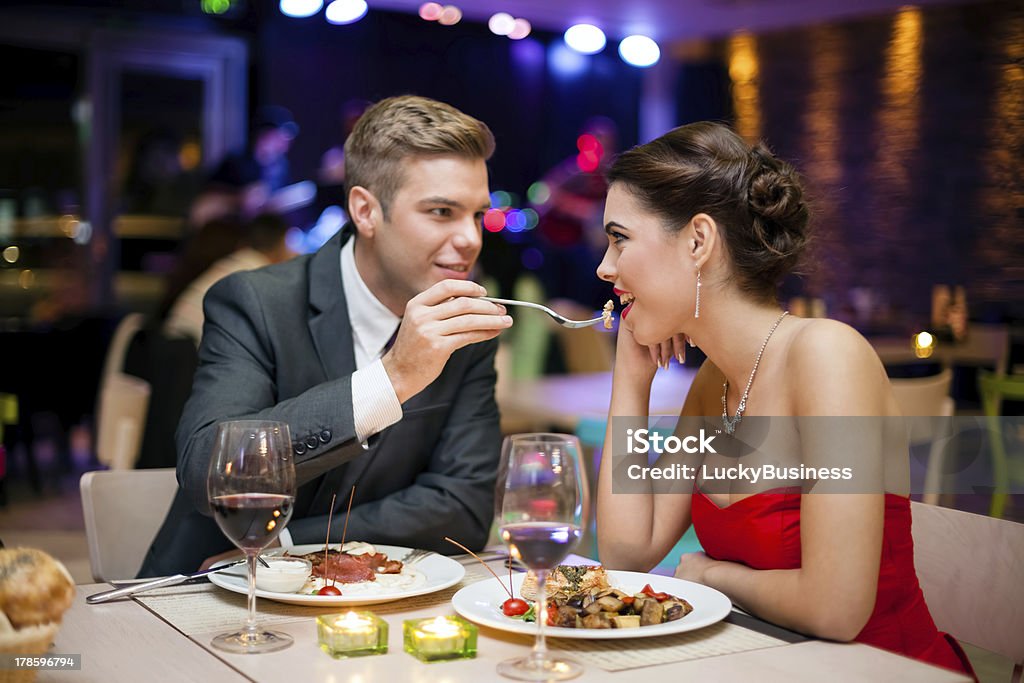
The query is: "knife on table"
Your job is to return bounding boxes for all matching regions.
[87,558,252,604]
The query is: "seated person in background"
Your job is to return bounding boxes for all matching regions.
[594,122,974,677]
[162,212,294,346]
[139,95,511,576]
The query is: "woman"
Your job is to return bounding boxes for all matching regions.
[595,121,973,676]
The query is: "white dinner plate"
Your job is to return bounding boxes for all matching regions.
[209,544,465,606]
[451,569,731,639]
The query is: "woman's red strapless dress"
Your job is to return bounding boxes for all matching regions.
[691,488,975,678]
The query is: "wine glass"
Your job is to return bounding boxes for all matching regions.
[207,420,296,654]
[495,433,590,681]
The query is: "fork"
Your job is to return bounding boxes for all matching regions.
[399,548,435,565]
[480,297,608,329]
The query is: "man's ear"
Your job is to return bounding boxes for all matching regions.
[690,213,719,270]
[348,186,381,237]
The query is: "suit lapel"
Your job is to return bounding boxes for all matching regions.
[308,226,356,380]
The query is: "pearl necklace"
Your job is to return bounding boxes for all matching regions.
[721,311,789,435]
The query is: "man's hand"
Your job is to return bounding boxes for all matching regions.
[382,279,512,404]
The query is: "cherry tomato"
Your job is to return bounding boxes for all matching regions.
[502,598,529,616]
[317,585,342,596]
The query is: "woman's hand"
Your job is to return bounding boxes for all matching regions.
[614,325,689,388]
[648,334,689,370]
[674,551,718,584]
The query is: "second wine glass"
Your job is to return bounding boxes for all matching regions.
[495,433,590,681]
[207,419,296,654]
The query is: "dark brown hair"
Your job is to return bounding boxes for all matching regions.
[607,121,809,301]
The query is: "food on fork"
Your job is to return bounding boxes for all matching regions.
[602,300,615,329]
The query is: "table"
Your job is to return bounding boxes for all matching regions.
[870,324,1009,375]
[497,366,697,433]
[42,555,970,683]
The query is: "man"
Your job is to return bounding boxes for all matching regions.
[140,96,510,575]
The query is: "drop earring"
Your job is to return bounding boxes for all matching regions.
[694,268,702,319]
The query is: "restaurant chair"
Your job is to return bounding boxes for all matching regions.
[978,371,1024,518]
[910,501,1024,681]
[95,313,150,469]
[889,370,955,506]
[80,468,178,581]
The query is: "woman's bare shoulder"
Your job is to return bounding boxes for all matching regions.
[785,318,890,415]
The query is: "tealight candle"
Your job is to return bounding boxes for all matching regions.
[317,611,388,658]
[403,615,478,662]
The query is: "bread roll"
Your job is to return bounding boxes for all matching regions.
[0,548,75,630]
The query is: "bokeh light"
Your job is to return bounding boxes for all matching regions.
[325,0,367,24]
[2,246,19,263]
[483,209,506,232]
[521,208,539,229]
[438,5,462,25]
[488,12,515,36]
[505,209,527,232]
[203,0,231,15]
[564,24,606,55]
[508,18,532,40]
[618,35,661,67]
[527,181,551,205]
[548,41,587,77]
[418,2,442,20]
[490,190,512,209]
[279,0,322,18]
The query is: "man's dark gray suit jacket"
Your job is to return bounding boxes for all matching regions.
[139,228,502,576]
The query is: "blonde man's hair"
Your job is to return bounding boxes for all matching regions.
[344,95,495,217]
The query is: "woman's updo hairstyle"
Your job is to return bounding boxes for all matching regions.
[607,121,809,301]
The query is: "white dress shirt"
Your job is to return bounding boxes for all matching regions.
[341,237,403,441]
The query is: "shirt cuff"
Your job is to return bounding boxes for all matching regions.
[277,528,293,548]
[352,358,403,442]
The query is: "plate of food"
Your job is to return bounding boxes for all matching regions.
[451,564,731,639]
[208,542,464,606]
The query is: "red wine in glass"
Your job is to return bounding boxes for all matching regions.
[211,493,294,551]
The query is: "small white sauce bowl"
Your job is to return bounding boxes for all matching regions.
[255,557,312,593]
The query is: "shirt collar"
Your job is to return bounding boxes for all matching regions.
[340,236,400,361]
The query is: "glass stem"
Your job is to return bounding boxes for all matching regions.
[245,551,258,635]
[532,568,549,663]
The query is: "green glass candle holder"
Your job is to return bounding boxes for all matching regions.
[317,611,388,658]
[402,615,478,662]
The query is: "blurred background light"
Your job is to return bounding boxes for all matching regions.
[618,35,661,67]
[505,209,527,232]
[483,208,506,232]
[279,0,323,18]
[548,41,587,77]
[418,2,442,20]
[508,18,532,40]
[438,5,462,25]
[527,181,550,205]
[490,190,512,208]
[325,0,367,24]
[521,207,539,229]
[202,0,231,14]
[2,246,19,264]
[564,24,606,55]
[488,12,515,36]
